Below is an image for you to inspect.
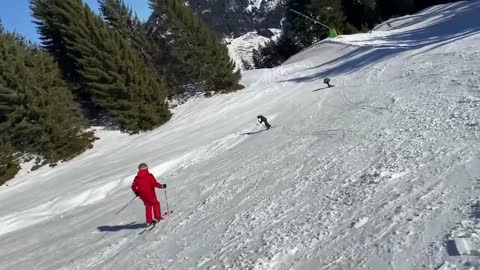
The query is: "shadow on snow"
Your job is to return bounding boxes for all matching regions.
[240,129,268,135]
[97,222,146,232]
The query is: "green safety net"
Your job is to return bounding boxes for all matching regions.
[329,28,338,38]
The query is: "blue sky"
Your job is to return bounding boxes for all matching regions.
[0,0,151,43]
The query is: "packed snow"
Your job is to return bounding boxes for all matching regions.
[1,1,480,269]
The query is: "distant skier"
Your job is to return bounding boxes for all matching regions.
[324,78,332,88]
[131,163,166,226]
[257,115,271,129]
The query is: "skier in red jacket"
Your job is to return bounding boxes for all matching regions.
[131,163,166,225]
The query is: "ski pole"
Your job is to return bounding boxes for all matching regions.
[115,196,136,216]
[164,189,170,215]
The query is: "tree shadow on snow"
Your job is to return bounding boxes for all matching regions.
[382,2,474,32]
[283,1,480,84]
[97,222,146,232]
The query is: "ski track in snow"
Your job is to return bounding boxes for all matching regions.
[1,1,480,270]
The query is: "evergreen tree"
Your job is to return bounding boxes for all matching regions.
[252,40,284,68]
[31,0,171,133]
[149,0,243,93]
[376,0,414,19]
[288,0,352,48]
[0,137,18,185]
[0,31,94,176]
[31,0,83,85]
[145,13,196,96]
[341,0,378,30]
[99,0,181,97]
[285,0,310,48]
[99,0,149,59]
[252,36,301,69]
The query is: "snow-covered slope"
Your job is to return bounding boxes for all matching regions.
[1,1,480,269]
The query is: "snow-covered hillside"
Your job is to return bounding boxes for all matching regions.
[184,0,285,37]
[227,29,282,70]
[246,0,283,13]
[1,1,480,269]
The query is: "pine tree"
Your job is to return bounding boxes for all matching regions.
[341,0,378,30]
[0,137,18,185]
[31,0,83,86]
[252,40,282,68]
[252,36,301,69]
[149,0,243,93]
[288,0,352,48]
[376,0,414,19]
[285,0,311,48]
[99,0,149,59]
[0,31,94,171]
[99,0,181,97]
[31,0,171,133]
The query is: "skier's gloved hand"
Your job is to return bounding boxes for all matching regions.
[162,184,167,189]
[134,191,139,197]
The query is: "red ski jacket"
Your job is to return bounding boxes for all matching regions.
[131,169,163,204]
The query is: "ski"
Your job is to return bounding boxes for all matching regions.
[146,210,174,231]
[147,222,157,231]
[137,211,174,235]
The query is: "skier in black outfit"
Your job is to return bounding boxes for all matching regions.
[324,78,332,88]
[257,115,271,129]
